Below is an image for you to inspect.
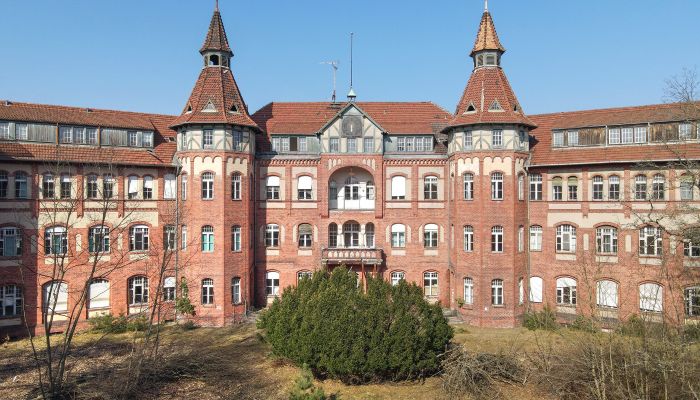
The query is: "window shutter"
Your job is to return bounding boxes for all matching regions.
[298,224,312,236]
[164,174,176,198]
[529,277,543,302]
[391,176,406,197]
[144,176,153,189]
[267,176,280,186]
[298,176,312,190]
[290,137,297,152]
[89,280,110,309]
[552,177,563,185]
[128,177,138,194]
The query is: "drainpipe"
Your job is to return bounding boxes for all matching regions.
[524,152,533,314]
[174,157,181,322]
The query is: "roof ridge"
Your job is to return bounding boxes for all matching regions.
[530,101,697,118]
[1,100,178,118]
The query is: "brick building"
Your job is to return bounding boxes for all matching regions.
[1,5,699,336]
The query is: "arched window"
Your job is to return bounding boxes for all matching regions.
[423,272,438,297]
[596,226,617,254]
[529,276,543,303]
[463,277,474,305]
[297,270,313,282]
[265,271,280,296]
[491,226,503,252]
[265,224,279,247]
[652,174,665,200]
[424,223,438,248]
[391,224,406,248]
[529,225,542,251]
[639,283,663,312]
[556,224,576,253]
[14,171,28,198]
[491,172,503,200]
[103,174,114,199]
[328,223,338,248]
[0,171,7,198]
[518,226,524,252]
[59,174,71,199]
[202,172,214,199]
[592,175,604,200]
[127,175,139,199]
[86,174,99,199]
[556,277,577,305]
[424,176,438,200]
[201,278,214,305]
[298,175,313,200]
[180,173,188,201]
[128,276,149,305]
[365,223,375,248]
[463,225,474,252]
[164,174,176,199]
[201,225,214,252]
[163,277,176,301]
[298,224,312,248]
[552,176,563,201]
[517,174,525,200]
[529,173,542,200]
[685,286,700,317]
[680,174,695,200]
[231,277,241,304]
[596,280,618,309]
[0,227,22,256]
[142,176,153,199]
[208,54,220,66]
[518,278,524,304]
[42,173,55,198]
[491,279,504,305]
[567,176,578,200]
[639,226,662,256]
[231,225,241,252]
[88,226,110,253]
[45,226,67,255]
[635,175,648,200]
[43,281,68,315]
[463,173,474,200]
[266,176,280,200]
[88,279,110,309]
[391,271,405,286]
[608,175,620,200]
[391,176,406,200]
[0,285,22,317]
[129,225,149,251]
[343,221,360,247]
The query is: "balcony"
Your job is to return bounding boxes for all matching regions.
[321,247,383,265]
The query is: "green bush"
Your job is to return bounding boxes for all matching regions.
[88,314,128,334]
[522,305,559,331]
[258,267,453,383]
[683,324,700,342]
[569,315,600,333]
[289,363,329,400]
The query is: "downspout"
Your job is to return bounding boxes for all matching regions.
[446,141,454,309]
[174,156,181,322]
[524,151,533,314]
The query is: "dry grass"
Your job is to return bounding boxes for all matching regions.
[0,322,557,400]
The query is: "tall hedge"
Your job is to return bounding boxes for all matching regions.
[257,267,453,383]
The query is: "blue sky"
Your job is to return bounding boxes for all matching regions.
[1,1,698,116]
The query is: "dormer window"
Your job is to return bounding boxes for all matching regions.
[208,54,220,66]
[202,100,217,113]
[229,104,238,113]
[465,102,476,113]
[186,104,192,113]
[485,53,496,65]
[489,100,503,112]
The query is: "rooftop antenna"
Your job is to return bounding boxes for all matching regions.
[321,60,339,102]
[215,0,219,11]
[347,32,357,102]
[484,0,488,11]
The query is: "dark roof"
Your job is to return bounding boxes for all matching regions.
[200,10,232,55]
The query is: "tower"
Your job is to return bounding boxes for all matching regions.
[171,4,259,325]
[445,4,536,327]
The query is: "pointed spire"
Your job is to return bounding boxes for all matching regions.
[200,5,232,56]
[470,7,505,57]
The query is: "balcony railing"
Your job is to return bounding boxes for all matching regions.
[321,247,383,265]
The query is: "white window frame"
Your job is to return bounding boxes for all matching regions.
[463,277,474,305]
[491,226,503,253]
[556,224,576,253]
[529,225,542,251]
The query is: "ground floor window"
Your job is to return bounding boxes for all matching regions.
[685,286,700,317]
[391,271,405,286]
[491,279,503,306]
[163,277,176,302]
[128,276,149,306]
[556,277,577,305]
[266,271,280,296]
[1,285,22,317]
[88,279,110,309]
[232,277,241,304]
[201,278,214,305]
[43,281,68,315]
[423,272,438,297]
[463,277,473,305]
[297,270,312,282]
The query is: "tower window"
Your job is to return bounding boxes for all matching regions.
[208,54,220,66]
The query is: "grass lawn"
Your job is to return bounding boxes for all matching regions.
[0,322,560,399]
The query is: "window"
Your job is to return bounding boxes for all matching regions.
[365,223,375,248]
[142,176,153,199]
[597,280,618,309]
[45,227,67,255]
[0,171,7,198]
[556,277,577,306]
[567,177,578,200]
[529,225,542,251]
[553,131,564,147]
[652,174,665,200]
[14,172,27,198]
[266,176,280,200]
[552,177,563,201]
[142,132,153,147]
[491,172,503,200]
[0,227,21,256]
[367,181,375,200]
[343,222,360,247]
[463,277,474,305]
[42,173,55,198]
[162,277,176,302]
[181,225,187,250]
[621,127,633,144]
[343,176,359,201]
[492,130,503,147]
[596,226,617,254]
[635,175,647,200]
[0,122,10,140]
[128,131,139,147]
[201,278,214,305]
[463,225,474,252]
[60,174,71,199]
[329,138,339,153]
[0,285,22,317]
[567,130,578,146]
[383,271,403,287]
[347,138,357,153]
[391,176,406,200]
[391,224,406,248]
[423,272,438,297]
[293,271,312,283]
[679,123,693,140]
[298,224,312,248]
[634,126,647,143]
[685,287,700,317]
[163,225,176,251]
[266,271,280,296]
[463,173,474,200]
[89,279,110,309]
[232,277,241,304]
[556,225,576,253]
[272,137,290,152]
[491,279,504,305]
[86,175,98,199]
[164,174,176,199]
[203,129,213,149]
[363,137,374,153]
[464,131,473,149]
[297,176,312,200]
[128,276,149,305]
[328,223,338,248]
[13,123,26,140]
[518,174,524,200]
[230,173,242,200]
[201,225,214,252]
[100,174,113,199]
[592,176,604,200]
[181,174,188,201]
[529,277,543,303]
[684,240,700,257]
[129,225,149,251]
[43,281,68,315]
[608,175,620,200]
[424,176,438,200]
[518,226,524,252]
[491,226,503,252]
[297,137,307,152]
[231,226,241,251]
[88,226,110,253]
[519,278,524,304]
[201,172,214,199]
[424,224,438,248]
[127,175,139,199]
[265,224,280,247]
[680,175,694,200]
[639,283,663,312]
[639,226,662,256]
[60,127,73,143]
